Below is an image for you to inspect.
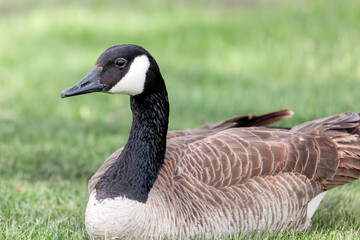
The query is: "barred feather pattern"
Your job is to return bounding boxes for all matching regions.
[87,111,360,239]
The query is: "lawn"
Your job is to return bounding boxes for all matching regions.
[1,0,360,239]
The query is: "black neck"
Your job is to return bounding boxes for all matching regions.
[95,89,169,202]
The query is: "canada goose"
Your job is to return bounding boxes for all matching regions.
[61,44,360,239]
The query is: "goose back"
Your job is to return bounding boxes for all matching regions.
[88,109,293,193]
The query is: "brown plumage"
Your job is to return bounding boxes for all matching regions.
[88,109,294,193]
[61,45,360,239]
[87,111,360,238]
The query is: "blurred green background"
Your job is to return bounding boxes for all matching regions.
[1,0,360,239]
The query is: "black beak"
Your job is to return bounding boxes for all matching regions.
[61,68,107,98]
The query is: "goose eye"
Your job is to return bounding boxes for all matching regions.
[115,58,127,68]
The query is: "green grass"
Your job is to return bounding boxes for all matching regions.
[1,0,360,239]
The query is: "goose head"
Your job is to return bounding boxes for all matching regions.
[61,44,165,98]
[61,45,169,204]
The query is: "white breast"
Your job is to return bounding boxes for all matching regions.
[85,190,147,239]
[85,189,180,239]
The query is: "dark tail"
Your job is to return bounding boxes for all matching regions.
[205,109,294,130]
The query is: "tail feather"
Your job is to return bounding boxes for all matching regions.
[168,109,294,140]
[293,112,360,189]
[291,112,360,133]
[206,109,294,130]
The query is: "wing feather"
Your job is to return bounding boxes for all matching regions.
[88,109,292,192]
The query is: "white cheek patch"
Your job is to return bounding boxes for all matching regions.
[109,55,150,95]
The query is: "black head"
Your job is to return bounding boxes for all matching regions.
[61,44,165,98]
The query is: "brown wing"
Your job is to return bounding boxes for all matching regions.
[154,128,325,234]
[165,128,295,189]
[163,112,360,191]
[88,109,293,193]
[148,112,360,234]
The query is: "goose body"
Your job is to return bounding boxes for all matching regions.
[61,45,360,239]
